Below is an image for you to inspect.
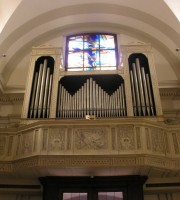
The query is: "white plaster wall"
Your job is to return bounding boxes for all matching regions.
[0,104,22,117]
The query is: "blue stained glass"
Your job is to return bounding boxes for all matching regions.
[84,34,99,49]
[66,33,117,71]
[84,50,100,70]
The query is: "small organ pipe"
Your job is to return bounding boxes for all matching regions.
[93,80,96,115]
[89,78,92,115]
[98,86,102,117]
[96,84,99,117]
[87,79,90,115]
[84,83,87,117]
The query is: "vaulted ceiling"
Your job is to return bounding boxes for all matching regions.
[0,0,180,93]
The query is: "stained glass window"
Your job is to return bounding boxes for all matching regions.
[66,33,118,71]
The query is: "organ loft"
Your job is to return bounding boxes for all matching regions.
[7,33,174,200]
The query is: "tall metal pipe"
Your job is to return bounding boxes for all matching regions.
[43,67,50,118]
[34,63,43,118]
[132,63,141,116]
[47,74,53,118]
[135,58,146,116]
[130,70,137,116]
[38,59,47,118]
[146,74,154,116]
[84,82,87,117]
[121,83,126,116]
[141,67,150,116]
[87,79,90,115]
[30,72,38,118]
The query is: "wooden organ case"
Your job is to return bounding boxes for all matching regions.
[22,44,162,120]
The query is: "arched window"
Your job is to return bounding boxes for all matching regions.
[65,33,118,71]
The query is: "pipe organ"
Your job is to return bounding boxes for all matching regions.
[22,44,163,120]
[28,56,54,118]
[56,75,126,119]
[128,53,156,116]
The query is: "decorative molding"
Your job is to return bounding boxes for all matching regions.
[48,128,65,152]
[0,93,24,104]
[117,125,135,151]
[0,154,180,173]
[74,128,108,151]
[160,88,180,99]
[151,127,165,154]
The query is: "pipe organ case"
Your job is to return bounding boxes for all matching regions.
[22,44,162,119]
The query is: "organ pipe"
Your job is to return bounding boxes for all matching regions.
[132,63,141,116]
[46,74,53,118]
[34,63,43,118]
[38,59,47,118]
[57,77,127,119]
[129,56,155,116]
[28,57,54,119]
[130,70,137,116]
[141,67,150,116]
[30,72,38,118]
[43,67,50,118]
[146,74,155,116]
[135,58,146,115]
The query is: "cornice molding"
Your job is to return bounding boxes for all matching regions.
[0,155,179,177]
[0,93,24,104]
[160,88,180,99]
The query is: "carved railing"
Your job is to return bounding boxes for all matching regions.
[0,118,180,173]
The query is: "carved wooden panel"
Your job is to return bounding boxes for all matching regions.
[117,125,135,151]
[22,132,34,155]
[151,128,165,154]
[48,128,66,152]
[74,128,108,151]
